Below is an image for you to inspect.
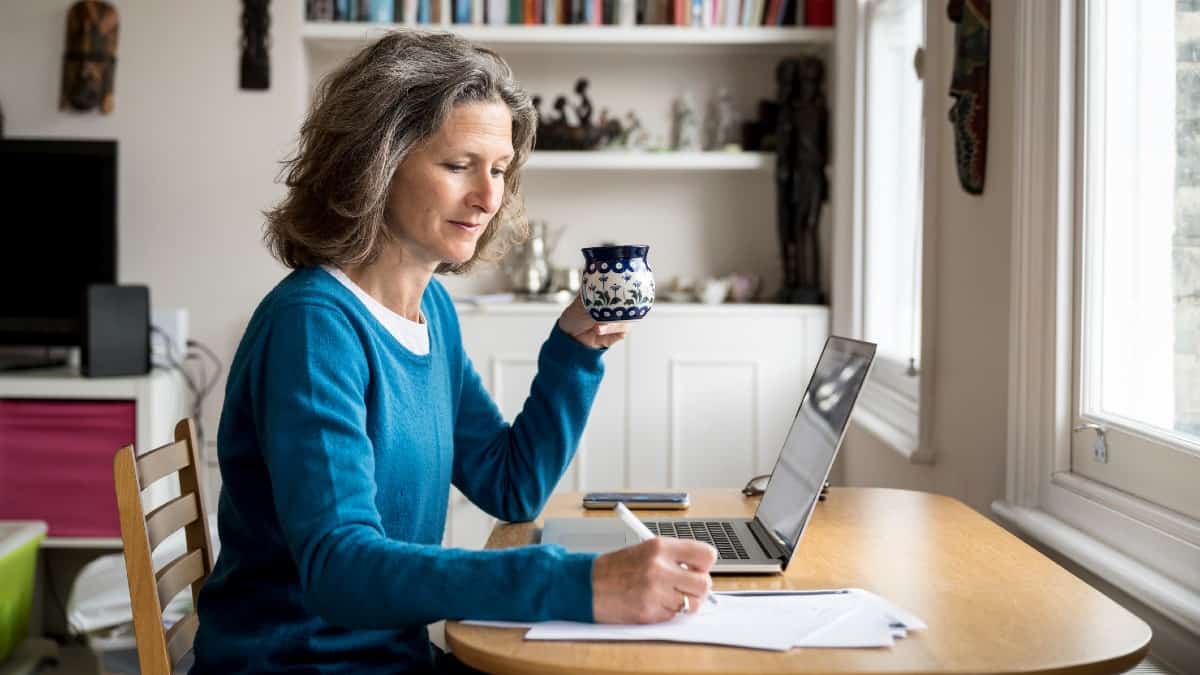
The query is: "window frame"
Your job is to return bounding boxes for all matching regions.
[834,0,938,463]
[1069,0,1200,524]
[993,0,1200,639]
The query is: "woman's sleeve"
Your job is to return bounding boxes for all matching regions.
[451,323,605,522]
[258,303,596,628]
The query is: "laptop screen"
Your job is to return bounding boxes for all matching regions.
[754,336,876,557]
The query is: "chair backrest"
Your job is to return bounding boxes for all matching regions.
[113,418,214,675]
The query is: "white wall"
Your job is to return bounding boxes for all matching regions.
[836,0,1014,517]
[0,0,306,449]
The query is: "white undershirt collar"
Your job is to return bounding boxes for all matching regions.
[322,265,430,356]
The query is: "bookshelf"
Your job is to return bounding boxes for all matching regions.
[300,17,841,302]
[302,22,834,52]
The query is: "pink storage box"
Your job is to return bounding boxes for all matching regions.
[0,399,135,538]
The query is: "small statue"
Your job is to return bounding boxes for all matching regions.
[543,95,571,150]
[775,57,828,304]
[596,108,624,149]
[573,78,593,129]
[705,88,741,151]
[672,92,702,151]
[624,110,650,150]
[532,77,625,151]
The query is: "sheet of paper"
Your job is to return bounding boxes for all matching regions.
[464,588,926,652]
[852,588,927,631]
[794,596,895,648]
[718,588,927,633]
[461,620,536,628]
[715,590,894,648]
[524,593,853,651]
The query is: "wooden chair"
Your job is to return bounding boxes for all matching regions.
[113,418,214,675]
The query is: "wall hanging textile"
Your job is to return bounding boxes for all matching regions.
[947,0,990,195]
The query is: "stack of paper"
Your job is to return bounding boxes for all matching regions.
[464,588,925,651]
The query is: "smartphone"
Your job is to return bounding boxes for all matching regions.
[582,492,690,510]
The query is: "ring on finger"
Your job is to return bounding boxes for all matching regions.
[678,592,689,614]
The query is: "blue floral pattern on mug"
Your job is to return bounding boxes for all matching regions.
[580,245,655,322]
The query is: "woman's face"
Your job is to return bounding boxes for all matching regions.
[386,100,514,270]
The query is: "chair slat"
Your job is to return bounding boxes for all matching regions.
[154,549,206,613]
[115,444,173,674]
[164,612,199,667]
[135,439,191,488]
[146,493,199,553]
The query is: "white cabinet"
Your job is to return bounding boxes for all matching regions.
[447,302,828,548]
[0,368,188,547]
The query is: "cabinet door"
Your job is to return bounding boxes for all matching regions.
[0,399,136,537]
[624,312,828,489]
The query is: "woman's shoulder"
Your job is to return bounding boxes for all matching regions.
[265,267,355,311]
[251,267,370,335]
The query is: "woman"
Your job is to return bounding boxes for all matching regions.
[192,31,716,674]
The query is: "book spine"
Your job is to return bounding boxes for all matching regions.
[621,0,636,25]
[763,0,779,26]
[804,0,831,25]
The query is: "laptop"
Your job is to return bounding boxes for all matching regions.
[541,335,877,573]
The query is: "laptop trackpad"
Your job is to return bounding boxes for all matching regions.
[542,518,635,553]
[557,533,629,553]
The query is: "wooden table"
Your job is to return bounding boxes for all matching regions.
[445,488,1151,675]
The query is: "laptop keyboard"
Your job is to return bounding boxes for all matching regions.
[644,521,753,560]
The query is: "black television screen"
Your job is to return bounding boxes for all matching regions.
[0,139,117,347]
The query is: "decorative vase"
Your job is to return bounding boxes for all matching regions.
[580,245,655,322]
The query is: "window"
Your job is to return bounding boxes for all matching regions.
[854,0,926,456]
[996,0,1200,639]
[1075,0,1200,521]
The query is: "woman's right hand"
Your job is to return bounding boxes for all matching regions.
[591,538,718,624]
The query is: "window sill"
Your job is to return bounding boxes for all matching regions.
[853,378,932,463]
[991,500,1200,636]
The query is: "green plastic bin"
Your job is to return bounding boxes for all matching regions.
[0,521,47,663]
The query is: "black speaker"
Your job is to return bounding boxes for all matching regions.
[82,284,150,377]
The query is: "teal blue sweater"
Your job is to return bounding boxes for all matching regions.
[192,268,603,674]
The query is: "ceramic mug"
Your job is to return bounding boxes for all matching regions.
[580,245,655,322]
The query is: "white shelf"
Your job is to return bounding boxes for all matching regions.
[456,301,828,318]
[302,22,833,52]
[0,366,176,399]
[525,150,770,171]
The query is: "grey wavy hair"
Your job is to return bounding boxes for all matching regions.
[264,30,536,273]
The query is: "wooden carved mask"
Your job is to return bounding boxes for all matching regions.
[60,0,119,114]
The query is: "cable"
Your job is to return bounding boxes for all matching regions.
[186,338,224,450]
[149,326,223,450]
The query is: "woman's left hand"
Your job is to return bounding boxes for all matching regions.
[558,295,630,349]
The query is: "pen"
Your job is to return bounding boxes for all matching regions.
[614,502,718,606]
